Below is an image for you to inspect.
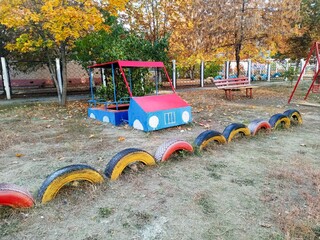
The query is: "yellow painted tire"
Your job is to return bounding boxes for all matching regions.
[283,109,303,125]
[104,148,156,180]
[269,113,291,130]
[222,123,251,143]
[194,130,227,150]
[38,164,104,204]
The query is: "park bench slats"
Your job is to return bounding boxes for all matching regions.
[212,77,257,100]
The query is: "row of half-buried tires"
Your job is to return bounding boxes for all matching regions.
[0,109,302,207]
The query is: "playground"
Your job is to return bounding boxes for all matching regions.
[1,79,320,239]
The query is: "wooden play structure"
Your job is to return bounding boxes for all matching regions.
[87,60,192,131]
[288,42,320,103]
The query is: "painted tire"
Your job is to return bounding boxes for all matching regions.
[105,148,156,180]
[38,164,105,204]
[283,109,303,125]
[154,139,194,162]
[222,123,251,143]
[269,113,291,129]
[194,130,227,150]
[248,119,272,136]
[0,183,35,208]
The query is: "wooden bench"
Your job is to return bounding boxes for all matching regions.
[212,77,256,100]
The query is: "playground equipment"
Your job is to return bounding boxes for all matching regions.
[248,119,272,136]
[194,130,227,150]
[222,123,251,143]
[37,164,104,204]
[0,109,302,206]
[154,139,194,162]
[288,42,320,103]
[104,148,156,180]
[269,114,291,129]
[87,60,192,131]
[0,183,34,208]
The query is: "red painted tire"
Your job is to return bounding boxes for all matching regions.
[0,183,34,208]
[248,119,272,136]
[154,139,193,162]
[283,109,303,125]
[269,113,290,129]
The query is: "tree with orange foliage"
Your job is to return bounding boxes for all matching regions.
[0,0,127,105]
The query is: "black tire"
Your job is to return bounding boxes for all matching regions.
[105,148,156,180]
[222,123,251,143]
[283,109,303,125]
[269,113,290,129]
[38,164,104,204]
[194,130,227,150]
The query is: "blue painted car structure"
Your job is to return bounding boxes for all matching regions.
[87,60,192,132]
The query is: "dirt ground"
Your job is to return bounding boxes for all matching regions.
[1,80,320,240]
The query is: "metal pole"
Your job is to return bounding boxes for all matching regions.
[101,68,106,87]
[285,59,290,81]
[200,61,204,87]
[89,69,94,101]
[247,59,252,84]
[267,63,271,82]
[288,42,316,104]
[111,64,117,102]
[1,57,11,100]
[172,60,176,89]
[225,61,229,79]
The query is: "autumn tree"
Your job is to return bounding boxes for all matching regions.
[0,0,127,105]
[180,0,301,76]
[284,0,320,61]
[124,0,210,78]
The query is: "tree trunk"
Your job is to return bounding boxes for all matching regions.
[234,0,246,77]
[235,43,241,77]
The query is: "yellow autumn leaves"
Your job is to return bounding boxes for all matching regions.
[0,0,128,52]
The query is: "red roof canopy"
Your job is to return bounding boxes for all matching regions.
[88,60,165,69]
[88,60,175,97]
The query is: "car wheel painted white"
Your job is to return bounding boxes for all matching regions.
[133,119,144,130]
[103,116,110,123]
[148,116,159,129]
[182,111,190,123]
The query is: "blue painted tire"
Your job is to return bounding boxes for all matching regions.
[194,130,227,150]
[38,164,104,204]
[105,148,156,180]
[222,123,251,143]
[269,113,290,129]
[283,109,302,125]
